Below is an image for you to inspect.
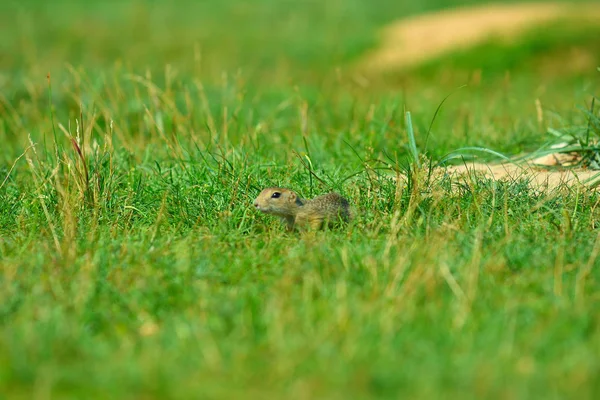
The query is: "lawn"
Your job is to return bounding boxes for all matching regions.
[1,0,600,398]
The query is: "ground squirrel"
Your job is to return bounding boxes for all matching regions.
[253,187,351,231]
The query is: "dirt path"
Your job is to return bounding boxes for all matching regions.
[446,162,599,191]
[362,2,600,72]
[363,2,600,190]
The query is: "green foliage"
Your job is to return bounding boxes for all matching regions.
[1,0,600,398]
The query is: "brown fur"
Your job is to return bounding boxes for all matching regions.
[253,187,351,231]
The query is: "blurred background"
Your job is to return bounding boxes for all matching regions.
[2,0,599,85]
[1,0,599,160]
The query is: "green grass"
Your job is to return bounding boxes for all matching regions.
[1,0,600,398]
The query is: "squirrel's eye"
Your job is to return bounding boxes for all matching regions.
[271,192,281,198]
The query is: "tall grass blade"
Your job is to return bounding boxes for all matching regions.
[405,111,420,168]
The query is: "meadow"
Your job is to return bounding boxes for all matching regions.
[1,0,600,398]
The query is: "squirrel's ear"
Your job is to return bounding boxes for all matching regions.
[288,192,296,202]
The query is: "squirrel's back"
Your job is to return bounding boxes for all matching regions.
[301,192,351,222]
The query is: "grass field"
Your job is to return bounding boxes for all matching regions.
[1,0,600,398]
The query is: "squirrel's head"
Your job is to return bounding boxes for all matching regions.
[254,187,303,216]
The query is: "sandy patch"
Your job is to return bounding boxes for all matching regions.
[445,162,599,191]
[362,2,600,72]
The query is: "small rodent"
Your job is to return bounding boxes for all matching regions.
[253,187,351,231]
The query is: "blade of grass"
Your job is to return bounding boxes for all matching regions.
[435,147,512,167]
[405,111,420,168]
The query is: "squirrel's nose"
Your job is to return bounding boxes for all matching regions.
[254,202,259,208]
